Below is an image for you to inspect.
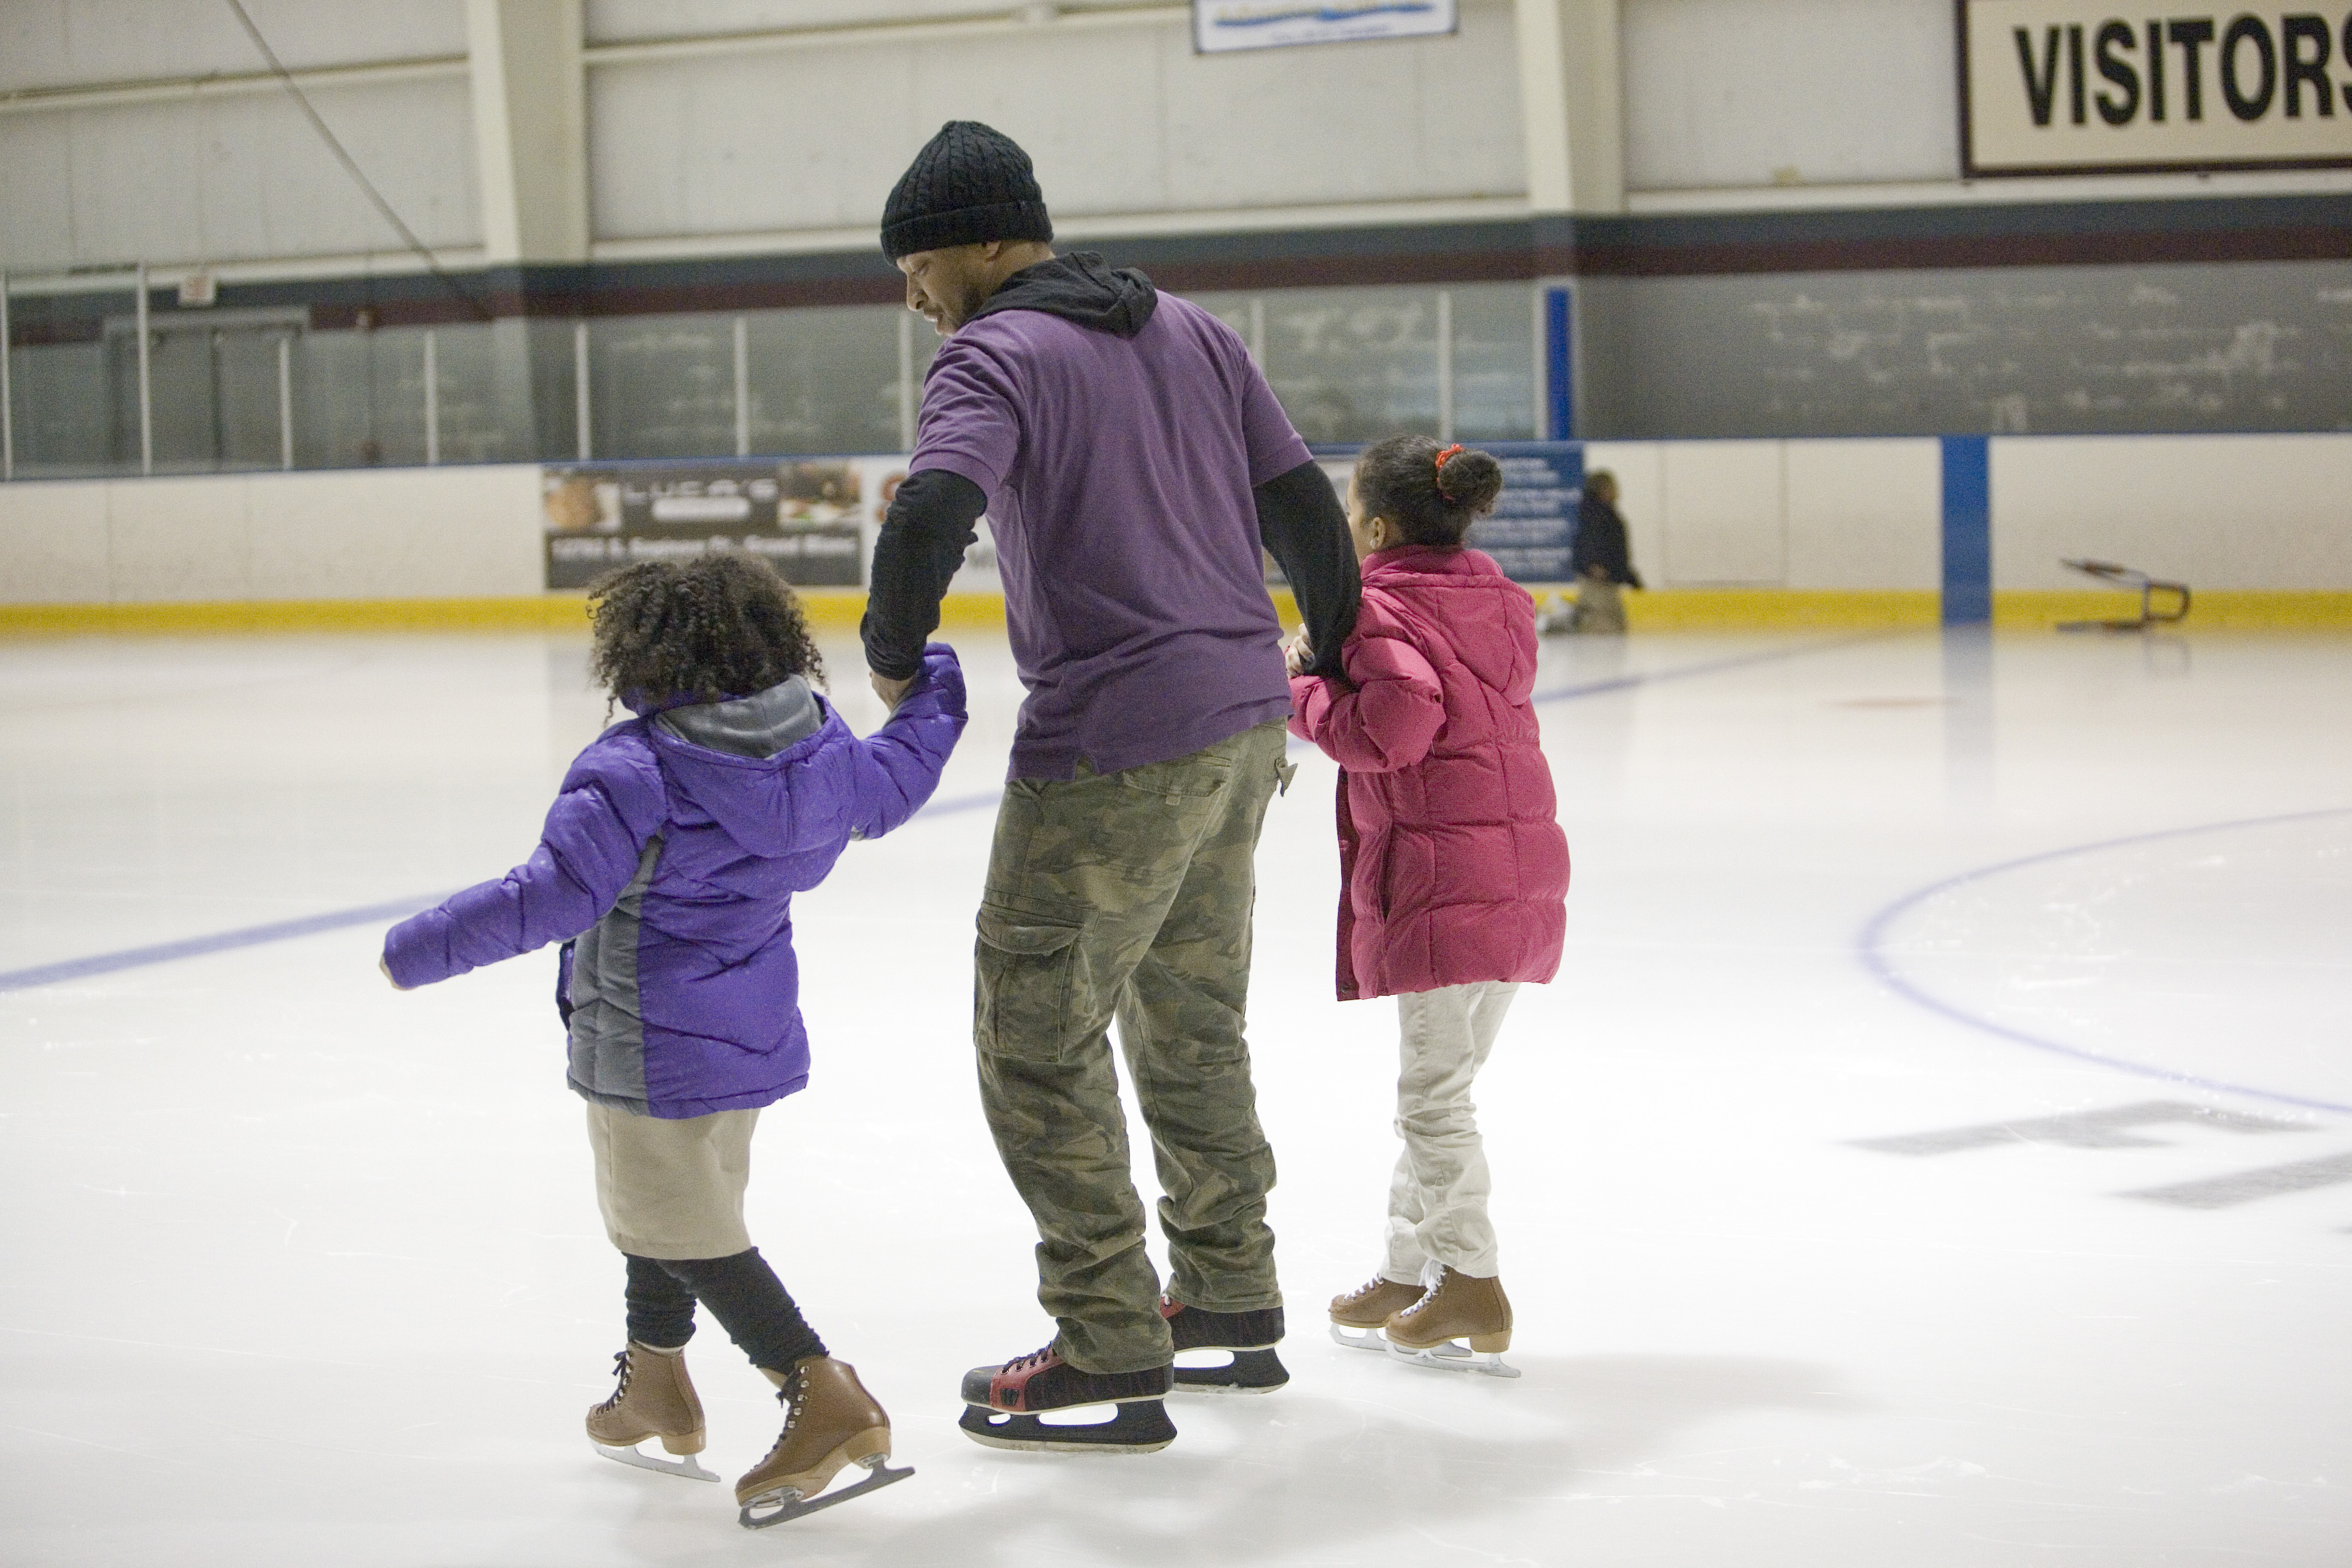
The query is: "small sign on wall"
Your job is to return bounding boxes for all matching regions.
[1959,1,2352,174]
[541,460,870,590]
[1192,1,1457,54]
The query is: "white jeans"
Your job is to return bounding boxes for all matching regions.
[1381,979,1520,1283]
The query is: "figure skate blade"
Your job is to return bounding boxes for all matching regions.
[958,1398,1176,1453]
[1331,1324,1469,1356]
[592,1439,719,1481]
[1385,1339,1520,1378]
[738,1455,913,1529]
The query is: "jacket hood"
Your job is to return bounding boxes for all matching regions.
[971,250,1157,338]
[647,677,843,857]
[1364,546,1531,697]
[654,677,822,758]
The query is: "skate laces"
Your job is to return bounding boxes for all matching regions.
[1005,1344,1058,1375]
[757,1367,810,1463]
[596,1348,632,1411]
[1404,1264,1448,1316]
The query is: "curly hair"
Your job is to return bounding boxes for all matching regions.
[1354,435,1506,548]
[586,553,825,713]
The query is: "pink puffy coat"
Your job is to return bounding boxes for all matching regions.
[1289,545,1569,1001]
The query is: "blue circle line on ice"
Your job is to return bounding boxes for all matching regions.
[0,632,1894,995]
[1856,807,2352,1119]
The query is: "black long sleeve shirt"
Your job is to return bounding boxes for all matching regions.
[860,456,1360,685]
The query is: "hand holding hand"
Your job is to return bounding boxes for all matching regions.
[1282,632,1312,678]
[870,669,916,712]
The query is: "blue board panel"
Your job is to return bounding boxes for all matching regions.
[1544,287,1574,442]
[1940,435,1991,625]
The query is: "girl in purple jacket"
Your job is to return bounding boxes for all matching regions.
[381,555,964,1526]
[1285,437,1571,1379]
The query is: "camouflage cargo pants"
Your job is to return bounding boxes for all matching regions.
[975,719,1293,1374]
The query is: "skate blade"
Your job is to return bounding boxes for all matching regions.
[958,1399,1177,1454]
[1171,1347,1289,1396]
[738,1455,913,1529]
[1384,1339,1520,1379]
[1330,1324,1465,1356]
[591,1439,720,1481]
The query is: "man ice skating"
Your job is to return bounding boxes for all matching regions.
[862,121,1360,1453]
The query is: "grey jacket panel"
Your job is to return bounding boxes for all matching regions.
[566,834,663,1115]
[656,677,822,759]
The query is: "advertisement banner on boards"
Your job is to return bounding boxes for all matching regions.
[1961,2,2352,174]
[1192,1,1457,54]
[541,456,1000,594]
[1307,442,1585,585]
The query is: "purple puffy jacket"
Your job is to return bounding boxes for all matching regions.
[383,645,965,1117]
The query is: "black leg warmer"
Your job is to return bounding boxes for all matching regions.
[624,1253,699,1348]
[653,1247,827,1372]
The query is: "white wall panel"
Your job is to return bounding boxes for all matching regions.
[1783,438,1940,590]
[1621,0,1957,191]
[0,115,77,271]
[246,467,544,599]
[0,480,110,602]
[106,477,252,602]
[590,45,922,239]
[0,0,465,92]
[0,466,548,604]
[1992,435,2352,591]
[1157,4,1524,211]
[1660,439,1784,584]
[587,7,1523,241]
[5,80,481,271]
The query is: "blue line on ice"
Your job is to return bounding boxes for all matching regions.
[1856,807,2352,1118]
[0,633,1884,994]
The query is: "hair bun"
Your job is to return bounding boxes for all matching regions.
[1435,449,1504,514]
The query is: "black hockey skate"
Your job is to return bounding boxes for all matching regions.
[1160,1298,1288,1395]
[957,1343,1176,1453]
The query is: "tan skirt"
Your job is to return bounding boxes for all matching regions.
[584,1101,758,1260]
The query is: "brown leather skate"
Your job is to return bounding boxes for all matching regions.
[1329,1275,1426,1352]
[736,1356,913,1529]
[586,1345,716,1480]
[1383,1268,1519,1378]
[1329,1276,1425,1329]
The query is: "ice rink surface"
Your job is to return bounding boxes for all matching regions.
[3,622,2349,1567]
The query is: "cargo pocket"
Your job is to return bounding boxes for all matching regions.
[974,906,1084,1062]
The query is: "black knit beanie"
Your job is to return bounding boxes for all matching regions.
[880,121,1053,262]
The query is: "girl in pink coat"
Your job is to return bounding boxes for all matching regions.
[1285,436,1570,1376]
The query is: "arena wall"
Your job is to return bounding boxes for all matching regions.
[5,435,2347,631]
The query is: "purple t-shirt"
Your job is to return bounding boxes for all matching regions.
[909,294,1312,781]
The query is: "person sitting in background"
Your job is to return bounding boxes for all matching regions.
[1570,470,1642,634]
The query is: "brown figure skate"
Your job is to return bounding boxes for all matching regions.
[586,1344,718,1481]
[1327,1275,1425,1352]
[737,1356,913,1529]
[1383,1266,1520,1378]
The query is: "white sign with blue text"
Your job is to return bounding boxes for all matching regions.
[1192,1,1457,54]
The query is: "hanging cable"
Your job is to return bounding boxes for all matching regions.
[223,0,494,321]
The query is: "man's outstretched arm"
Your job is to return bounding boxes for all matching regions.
[1255,458,1360,682]
[862,469,989,688]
